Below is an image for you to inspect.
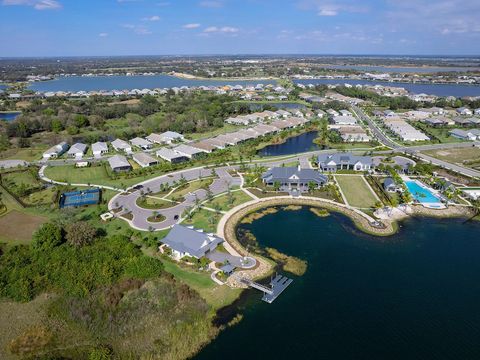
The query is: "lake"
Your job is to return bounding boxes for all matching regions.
[28,74,276,92]
[196,207,480,360]
[294,79,480,97]
[0,111,21,121]
[258,131,320,156]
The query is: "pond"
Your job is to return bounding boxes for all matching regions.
[258,131,321,156]
[0,111,21,122]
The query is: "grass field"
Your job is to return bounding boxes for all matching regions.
[0,210,46,244]
[182,208,220,233]
[423,147,480,166]
[204,190,254,211]
[335,175,378,208]
[0,147,46,162]
[160,258,242,310]
[136,196,177,210]
[166,178,214,201]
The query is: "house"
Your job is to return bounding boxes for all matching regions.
[317,153,373,172]
[475,108,480,116]
[67,143,88,159]
[191,141,217,153]
[42,142,69,160]
[384,110,396,117]
[331,115,357,126]
[156,148,189,163]
[161,224,223,260]
[92,142,108,158]
[132,152,158,168]
[383,177,399,192]
[146,131,184,144]
[130,137,153,150]
[173,144,206,159]
[452,117,472,126]
[111,139,132,153]
[335,127,371,142]
[339,109,353,117]
[449,129,478,141]
[456,107,473,116]
[262,166,328,192]
[108,155,132,172]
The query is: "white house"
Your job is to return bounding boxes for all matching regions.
[456,107,473,116]
[173,144,206,159]
[130,137,153,150]
[132,152,158,168]
[147,131,185,144]
[67,143,88,159]
[43,142,69,160]
[92,142,108,158]
[111,139,132,153]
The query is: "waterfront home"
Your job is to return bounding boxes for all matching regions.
[191,140,217,153]
[173,144,206,159]
[132,152,158,168]
[456,107,473,116]
[331,115,358,126]
[130,137,153,150]
[156,148,189,163]
[161,224,223,260]
[262,166,328,192]
[147,131,184,144]
[108,155,132,172]
[42,141,69,160]
[383,177,400,192]
[111,139,132,153]
[67,142,88,159]
[92,141,108,158]
[251,124,278,136]
[317,153,374,172]
[335,126,371,142]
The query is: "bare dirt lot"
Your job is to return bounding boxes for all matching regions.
[0,210,46,244]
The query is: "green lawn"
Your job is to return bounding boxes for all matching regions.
[204,190,253,211]
[182,208,220,233]
[0,147,46,162]
[335,175,378,208]
[166,178,214,201]
[186,124,242,141]
[423,147,480,165]
[160,258,242,310]
[136,196,178,210]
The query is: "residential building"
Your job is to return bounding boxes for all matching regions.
[383,118,430,141]
[108,155,132,172]
[92,142,108,158]
[67,143,88,159]
[449,129,479,141]
[335,126,371,142]
[161,224,223,260]
[383,177,399,192]
[130,137,153,150]
[457,107,473,116]
[173,144,206,159]
[111,139,132,153]
[147,131,184,144]
[42,142,69,160]
[317,153,374,172]
[331,115,357,126]
[132,152,158,168]
[262,166,328,192]
[156,148,189,163]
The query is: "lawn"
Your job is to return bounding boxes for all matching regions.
[186,123,242,141]
[182,208,220,233]
[160,258,242,310]
[44,164,110,185]
[423,147,480,166]
[0,147,46,162]
[0,210,47,245]
[335,175,378,208]
[166,178,214,201]
[21,186,57,206]
[204,190,254,211]
[136,196,177,210]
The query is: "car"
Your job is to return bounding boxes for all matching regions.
[174,214,179,220]
[133,184,144,190]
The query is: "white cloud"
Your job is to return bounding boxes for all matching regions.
[98,32,108,37]
[204,26,239,33]
[122,24,152,35]
[318,7,337,16]
[142,15,160,21]
[199,0,223,8]
[297,0,368,16]
[183,23,201,29]
[2,0,61,10]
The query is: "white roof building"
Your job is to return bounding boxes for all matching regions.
[111,139,132,153]
[130,137,153,150]
[92,142,108,158]
[173,144,206,159]
[67,143,88,159]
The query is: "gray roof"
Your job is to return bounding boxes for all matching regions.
[130,137,152,148]
[162,225,223,258]
[111,139,131,150]
[156,148,188,161]
[132,152,158,166]
[262,167,328,185]
[383,177,396,188]
[108,154,131,169]
[317,153,373,167]
[174,144,206,157]
[67,142,87,155]
[92,141,108,153]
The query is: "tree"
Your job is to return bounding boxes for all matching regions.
[32,222,63,251]
[65,221,97,247]
[307,181,316,193]
[273,181,281,191]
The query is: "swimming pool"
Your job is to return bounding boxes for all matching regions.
[404,180,441,204]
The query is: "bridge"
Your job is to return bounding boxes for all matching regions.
[240,274,293,303]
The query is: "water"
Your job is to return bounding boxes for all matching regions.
[320,64,480,73]
[28,74,276,92]
[0,111,21,121]
[197,207,480,360]
[258,131,321,156]
[405,180,441,204]
[294,79,480,97]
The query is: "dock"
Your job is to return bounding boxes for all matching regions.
[240,274,293,303]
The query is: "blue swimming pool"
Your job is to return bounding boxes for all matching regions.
[404,180,440,204]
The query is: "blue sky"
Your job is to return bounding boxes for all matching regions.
[1,0,479,56]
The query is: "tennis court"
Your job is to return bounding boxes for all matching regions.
[60,188,101,208]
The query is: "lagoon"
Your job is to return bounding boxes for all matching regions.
[294,78,480,97]
[0,111,21,121]
[258,131,320,156]
[28,74,276,92]
[196,207,480,360]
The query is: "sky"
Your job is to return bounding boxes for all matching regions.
[0,0,479,56]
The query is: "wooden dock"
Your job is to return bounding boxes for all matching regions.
[240,274,293,303]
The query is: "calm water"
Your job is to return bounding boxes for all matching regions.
[0,111,21,121]
[28,74,276,92]
[294,79,480,97]
[258,131,320,156]
[197,208,480,360]
[320,64,480,73]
